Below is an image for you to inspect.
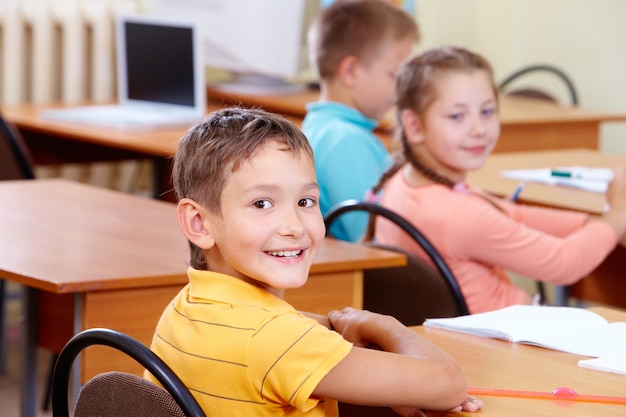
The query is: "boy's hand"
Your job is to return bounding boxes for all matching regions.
[447,395,483,412]
[392,394,483,416]
[328,307,393,347]
[327,307,370,346]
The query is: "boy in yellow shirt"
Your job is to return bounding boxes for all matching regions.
[146,107,482,416]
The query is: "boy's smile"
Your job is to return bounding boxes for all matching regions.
[202,141,325,297]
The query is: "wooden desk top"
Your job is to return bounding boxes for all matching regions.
[0,179,404,293]
[208,87,626,125]
[467,148,626,214]
[4,94,625,159]
[415,306,626,417]
[0,102,216,157]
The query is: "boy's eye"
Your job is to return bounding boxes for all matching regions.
[253,199,273,209]
[449,113,463,121]
[298,197,315,208]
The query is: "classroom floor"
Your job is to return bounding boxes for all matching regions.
[1,283,53,417]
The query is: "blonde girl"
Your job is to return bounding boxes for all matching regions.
[373,46,626,314]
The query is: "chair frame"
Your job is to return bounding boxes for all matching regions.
[51,328,205,417]
[0,116,36,179]
[498,64,579,106]
[324,199,469,316]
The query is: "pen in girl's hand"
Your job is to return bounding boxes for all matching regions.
[510,182,525,202]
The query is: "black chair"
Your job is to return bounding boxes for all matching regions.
[0,115,35,375]
[498,64,579,106]
[324,199,469,324]
[325,200,469,417]
[51,327,205,417]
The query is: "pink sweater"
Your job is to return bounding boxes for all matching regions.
[375,170,617,314]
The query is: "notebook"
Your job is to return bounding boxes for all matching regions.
[424,305,626,357]
[42,14,205,130]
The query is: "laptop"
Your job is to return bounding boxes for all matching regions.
[42,14,205,130]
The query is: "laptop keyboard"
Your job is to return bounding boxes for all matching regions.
[41,105,203,129]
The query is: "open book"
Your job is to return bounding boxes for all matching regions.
[424,305,626,357]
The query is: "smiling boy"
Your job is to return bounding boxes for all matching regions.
[145,107,482,416]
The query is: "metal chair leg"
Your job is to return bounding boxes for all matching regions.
[42,352,59,411]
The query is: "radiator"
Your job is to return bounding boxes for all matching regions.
[0,0,151,193]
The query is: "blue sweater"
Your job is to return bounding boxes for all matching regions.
[302,101,391,242]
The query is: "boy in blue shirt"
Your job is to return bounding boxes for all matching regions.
[303,0,419,241]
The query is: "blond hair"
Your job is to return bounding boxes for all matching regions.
[308,0,419,79]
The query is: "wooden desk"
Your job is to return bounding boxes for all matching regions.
[208,87,626,152]
[3,93,625,201]
[0,179,404,417]
[467,148,626,308]
[414,306,626,417]
[0,102,303,201]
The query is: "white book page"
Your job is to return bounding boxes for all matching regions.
[579,351,626,375]
[424,305,608,343]
[525,322,626,357]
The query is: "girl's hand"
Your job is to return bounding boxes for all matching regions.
[600,165,626,240]
[606,165,626,214]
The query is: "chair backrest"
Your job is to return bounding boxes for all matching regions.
[51,328,205,417]
[498,64,579,106]
[0,115,35,180]
[362,243,468,325]
[324,200,470,325]
[74,371,188,417]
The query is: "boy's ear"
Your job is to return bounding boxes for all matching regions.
[400,108,425,144]
[336,55,360,87]
[177,198,215,250]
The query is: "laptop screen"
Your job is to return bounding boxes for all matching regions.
[120,16,199,108]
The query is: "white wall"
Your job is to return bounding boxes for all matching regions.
[416,0,626,155]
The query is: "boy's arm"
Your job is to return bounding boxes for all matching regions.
[313,308,480,412]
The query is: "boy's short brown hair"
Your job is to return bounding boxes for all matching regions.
[308,0,419,79]
[172,107,314,269]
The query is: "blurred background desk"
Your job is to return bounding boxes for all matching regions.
[468,148,626,309]
[0,102,223,201]
[2,93,626,203]
[0,179,404,417]
[208,88,626,152]
[417,306,626,417]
